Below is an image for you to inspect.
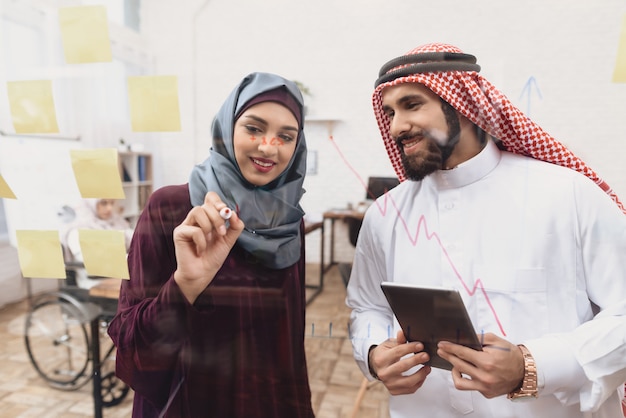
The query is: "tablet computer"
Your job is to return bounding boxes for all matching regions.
[380,281,482,370]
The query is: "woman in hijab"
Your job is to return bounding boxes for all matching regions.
[108,72,314,418]
[61,198,133,288]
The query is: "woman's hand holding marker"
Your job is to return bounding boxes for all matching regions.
[219,207,233,220]
[173,192,244,303]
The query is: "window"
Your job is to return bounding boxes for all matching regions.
[83,0,140,32]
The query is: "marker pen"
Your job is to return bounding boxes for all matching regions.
[219,207,232,220]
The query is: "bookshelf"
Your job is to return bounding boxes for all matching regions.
[118,151,152,226]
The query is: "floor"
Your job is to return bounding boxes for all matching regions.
[0,264,390,418]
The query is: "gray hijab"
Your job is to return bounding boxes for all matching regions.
[189,72,307,269]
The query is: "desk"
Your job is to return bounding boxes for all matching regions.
[321,209,365,277]
[304,221,324,305]
[88,278,123,418]
[89,278,122,299]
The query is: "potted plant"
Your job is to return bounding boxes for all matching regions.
[292,80,312,115]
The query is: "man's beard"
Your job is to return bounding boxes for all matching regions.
[400,100,461,181]
[400,140,443,181]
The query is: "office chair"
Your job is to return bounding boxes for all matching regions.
[338,216,363,287]
[339,176,398,287]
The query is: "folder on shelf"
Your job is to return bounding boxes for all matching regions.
[122,164,131,182]
[138,156,146,181]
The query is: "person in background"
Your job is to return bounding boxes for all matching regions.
[60,198,133,289]
[346,43,626,417]
[107,72,315,417]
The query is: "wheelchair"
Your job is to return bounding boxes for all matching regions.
[23,264,130,408]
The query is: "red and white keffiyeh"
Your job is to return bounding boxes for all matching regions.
[372,43,625,214]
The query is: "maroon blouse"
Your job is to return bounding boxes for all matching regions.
[108,184,314,417]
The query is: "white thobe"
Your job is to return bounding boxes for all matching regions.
[346,140,626,417]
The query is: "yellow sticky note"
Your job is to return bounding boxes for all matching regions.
[79,230,129,279]
[128,76,181,132]
[614,14,626,82]
[7,80,59,134]
[70,148,125,199]
[15,230,67,279]
[58,5,112,64]
[0,175,16,199]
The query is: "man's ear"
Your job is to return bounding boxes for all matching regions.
[457,113,485,144]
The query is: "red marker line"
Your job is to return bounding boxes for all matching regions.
[329,136,506,336]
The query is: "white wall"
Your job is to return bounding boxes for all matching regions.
[140,0,626,262]
[2,0,626,272]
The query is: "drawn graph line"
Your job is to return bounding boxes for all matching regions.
[321,322,392,341]
[329,136,507,336]
[520,76,543,117]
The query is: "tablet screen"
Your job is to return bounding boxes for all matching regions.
[380,282,482,370]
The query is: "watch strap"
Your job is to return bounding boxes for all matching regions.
[507,344,538,400]
[368,345,381,381]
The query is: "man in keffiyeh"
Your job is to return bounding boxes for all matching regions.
[346,43,626,418]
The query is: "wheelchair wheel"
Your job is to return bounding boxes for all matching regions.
[24,292,92,391]
[99,327,130,407]
[100,370,130,407]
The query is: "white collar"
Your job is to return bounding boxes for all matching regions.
[431,139,501,190]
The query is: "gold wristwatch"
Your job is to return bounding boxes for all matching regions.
[507,344,538,401]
